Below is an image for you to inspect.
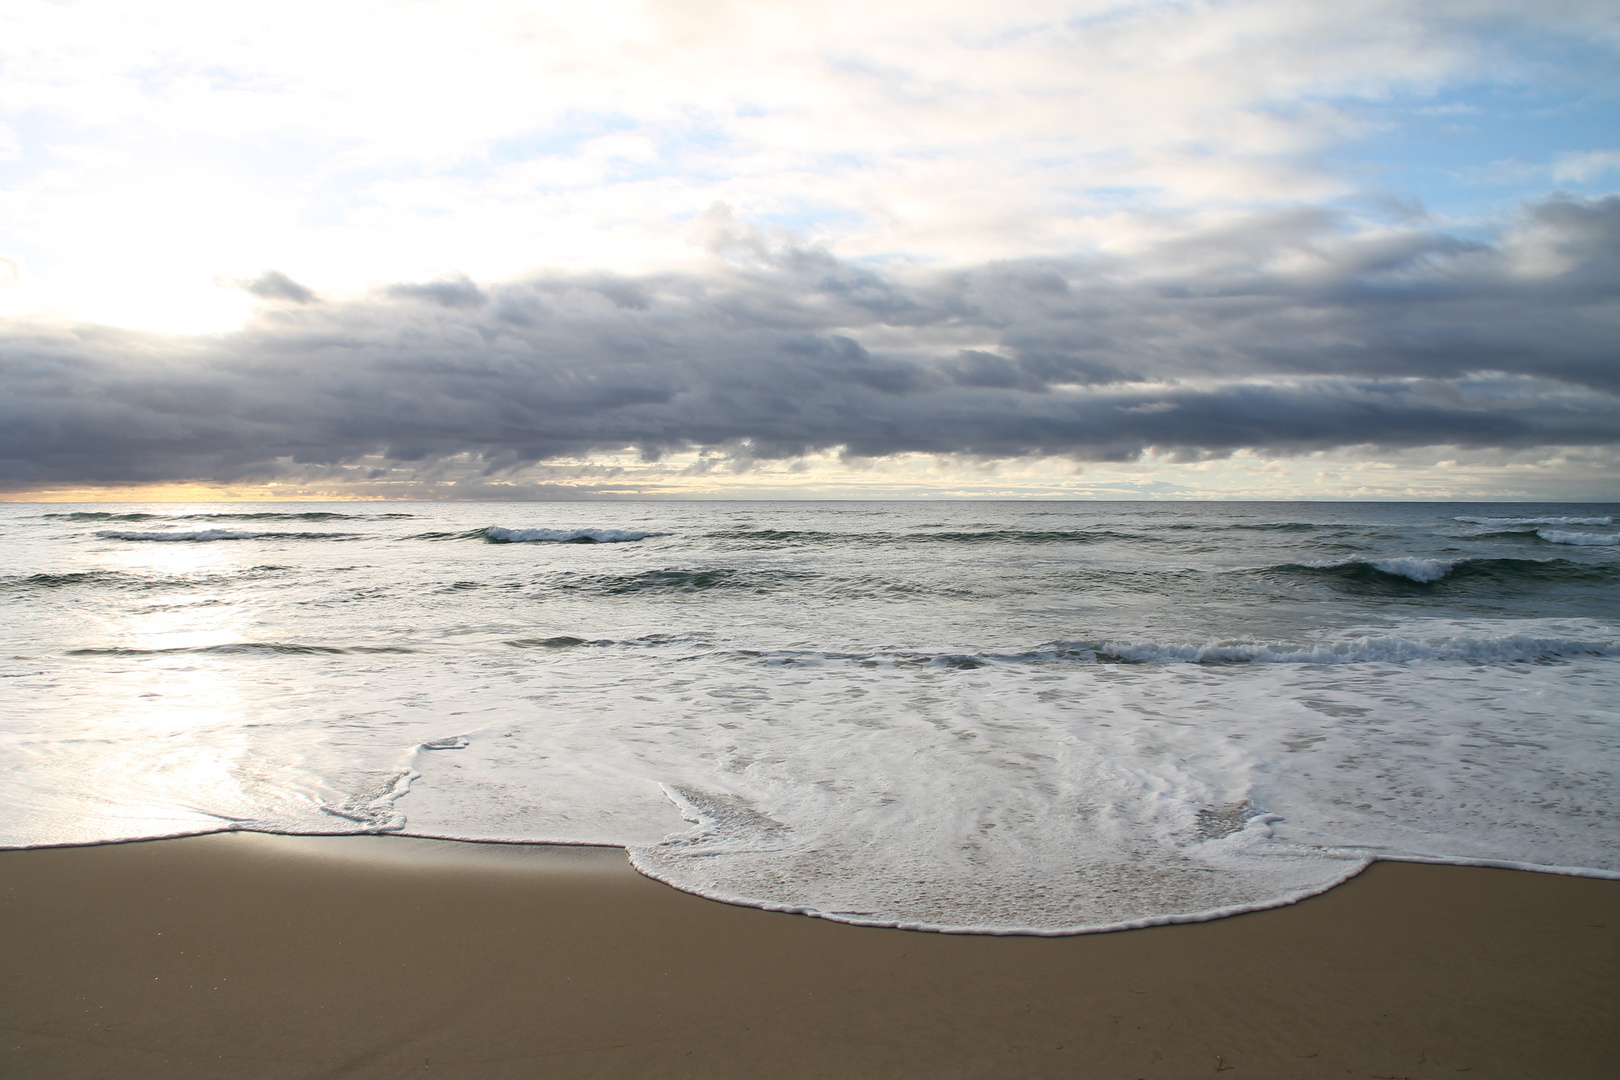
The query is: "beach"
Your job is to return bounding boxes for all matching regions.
[3,833,1615,1079]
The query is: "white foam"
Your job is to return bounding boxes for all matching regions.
[1364,556,1454,582]
[1457,515,1613,526]
[1300,556,1455,582]
[1538,529,1620,546]
[483,526,666,543]
[10,501,1620,934]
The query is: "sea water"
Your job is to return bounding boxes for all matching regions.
[2,501,1616,932]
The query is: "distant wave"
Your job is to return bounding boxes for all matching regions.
[705,528,854,544]
[54,511,411,522]
[1162,521,1322,533]
[706,528,1131,545]
[97,529,356,542]
[1537,529,1620,546]
[554,568,811,594]
[742,632,1620,669]
[1,566,292,593]
[67,642,416,657]
[1,570,128,591]
[1456,515,1613,526]
[485,526,666,544]
[409,526,667,544]
[1036,633,1620,665]
[504,636,616,649]
[907,529,1132,544]
[1272,556,1617,588]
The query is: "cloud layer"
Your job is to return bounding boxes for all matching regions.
[3,0,1618,335]
[2,196,1616,492]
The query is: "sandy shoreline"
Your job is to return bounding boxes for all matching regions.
[2,833,1616,1079]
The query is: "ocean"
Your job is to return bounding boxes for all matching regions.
[2,500,1617,932]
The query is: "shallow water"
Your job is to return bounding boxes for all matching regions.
[2,500,1617,931]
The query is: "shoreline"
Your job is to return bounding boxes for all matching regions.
[14,828,1620,935]
[3,832,1617,1078]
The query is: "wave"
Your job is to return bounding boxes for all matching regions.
[66,643,416,657]
[96,529,356,542]
[749,632,1620,669]
[1158,521,1322,533]
[554,568,810,594]
[1272,556,1619,589]
[706,528,1131,545]
[485,526,666,544]
[52,511,412,522]
[910,529,1130,544]
[410,526,667,544]
[1032,633,1620,665]
[1537,529,1620,546]
[705,529,852,544]
[1,570,129,591]
[1,566,294,592]
[1456,515,1613,526]
[504,636,616,649]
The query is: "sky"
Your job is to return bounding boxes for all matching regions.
[1,0,1618,501]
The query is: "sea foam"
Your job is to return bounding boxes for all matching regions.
[9,500,1618,935]
[1538,529,1620,546]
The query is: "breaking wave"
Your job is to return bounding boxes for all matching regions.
[1273,556,1617,589]
[1538,529,1620,546]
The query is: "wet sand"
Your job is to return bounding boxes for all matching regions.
[2,832,1616,1079]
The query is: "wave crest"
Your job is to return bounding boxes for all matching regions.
[1457,515,1613,526]
[1537,529,1620,546]
[1276,556,1616,589]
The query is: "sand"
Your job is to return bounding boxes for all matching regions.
[2,832,1616,1079]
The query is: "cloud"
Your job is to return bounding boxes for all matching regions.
[385,276,486,309]
[5,0,1618,336]
[1554,149,1620,184]
[1,195,1617,491]
[244,270,317,304]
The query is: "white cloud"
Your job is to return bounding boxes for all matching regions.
[4,0,1616,332]
[1554,149,1620,184]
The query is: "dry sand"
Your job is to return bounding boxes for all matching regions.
[2,832,1616,1079]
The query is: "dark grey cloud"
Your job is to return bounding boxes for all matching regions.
[244,270,318,304]
[3,195,1617,490]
